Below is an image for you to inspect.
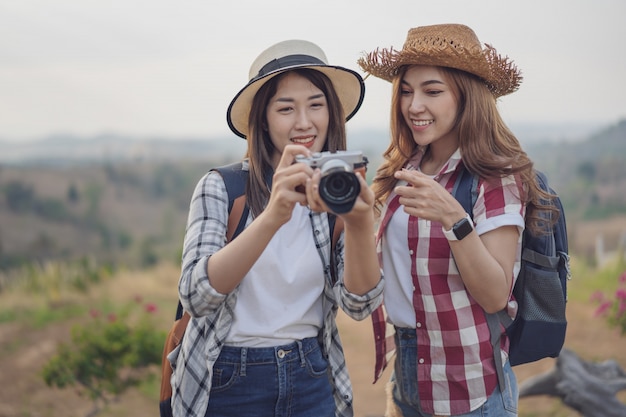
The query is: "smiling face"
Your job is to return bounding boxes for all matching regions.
[399,65,460,151]
[265,72,329,163]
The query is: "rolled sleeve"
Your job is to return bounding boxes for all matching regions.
[473,174,525,235]
[335,275,385,321]
[178,171,231,317]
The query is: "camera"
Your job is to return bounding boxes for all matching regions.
[295,150,368,214]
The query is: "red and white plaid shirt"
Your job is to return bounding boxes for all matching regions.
[372,148,525,415]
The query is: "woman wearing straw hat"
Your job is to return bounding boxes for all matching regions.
[169,39,383,417]
[358,24,557,416]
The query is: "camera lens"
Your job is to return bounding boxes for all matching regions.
[322,172,358,200]
[319,169,360,214]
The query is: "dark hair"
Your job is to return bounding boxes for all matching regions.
[244,68,347,217]
[372,65,558,234]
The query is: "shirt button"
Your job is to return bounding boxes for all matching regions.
[409,249,414,255]
[416,322,422,328]
[419,358,425,364]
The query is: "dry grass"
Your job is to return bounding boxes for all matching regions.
[0,260,625,416]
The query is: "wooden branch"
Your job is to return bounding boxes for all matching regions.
[519,348,626,417]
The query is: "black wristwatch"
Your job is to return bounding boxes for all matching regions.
[443,213,474,241]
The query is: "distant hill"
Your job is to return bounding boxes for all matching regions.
[0,133,248,165]
[525,119,626,180]
[0,120,624,271]
[0,121,606,165]
[523,119,626,221]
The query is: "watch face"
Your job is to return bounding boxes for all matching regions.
[454,218,474,240]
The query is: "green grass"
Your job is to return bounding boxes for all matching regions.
[567,254,625,303]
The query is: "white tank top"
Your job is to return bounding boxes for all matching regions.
[225,204,325,347]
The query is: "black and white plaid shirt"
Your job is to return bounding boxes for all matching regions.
[168,165,383,417]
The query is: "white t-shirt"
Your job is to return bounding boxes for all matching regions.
[225,204,325,346]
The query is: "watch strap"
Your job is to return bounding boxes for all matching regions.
[443,213,474,241]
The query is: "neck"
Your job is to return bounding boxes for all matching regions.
[419,145,457,175]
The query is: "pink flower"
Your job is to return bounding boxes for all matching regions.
[107,313,117,322]
[144,303,158,314]
[616,288,626,301]
[618,271,626,284]
[590,290,606,303]
[89,309,100,319]
[594,300,612,317]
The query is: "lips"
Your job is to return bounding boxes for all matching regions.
[291,136,316,147]
[411,119,434,127]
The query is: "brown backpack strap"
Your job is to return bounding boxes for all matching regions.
[159,312,190,403]
[226,194,247,242]
[329,215,344,284]
[332,216,344,250]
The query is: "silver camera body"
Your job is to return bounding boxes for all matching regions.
[295,150,368,213]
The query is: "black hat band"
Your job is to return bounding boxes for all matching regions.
[254,54,326,81]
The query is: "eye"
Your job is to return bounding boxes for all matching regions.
[426,89,443,96]
[400,88,412,96]
[309,95,327,109]
[277,105,294,113]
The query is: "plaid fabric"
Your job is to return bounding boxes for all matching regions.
[372,149,524,415]
[169,167,383,417]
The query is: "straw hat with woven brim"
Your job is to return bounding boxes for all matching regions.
[227,39,365,139]
[358,23,522,98]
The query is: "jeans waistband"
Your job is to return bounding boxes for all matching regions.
[218,337,321,365]
[394,326,417,347]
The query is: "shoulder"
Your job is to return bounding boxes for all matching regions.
[193,170,228,194]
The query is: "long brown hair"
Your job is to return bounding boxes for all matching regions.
[372,65,558,235]
[245,68,347,217]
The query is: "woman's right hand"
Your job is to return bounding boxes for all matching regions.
[264,144,315,227]
[206,145,314,295]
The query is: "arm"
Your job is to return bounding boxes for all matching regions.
[178,171,230,317]
[338,173,382,295]
[393,169,521,313]
[207,145,317,294]
[306,170,382,295]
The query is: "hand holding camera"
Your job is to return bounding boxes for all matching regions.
[295,150,368,214]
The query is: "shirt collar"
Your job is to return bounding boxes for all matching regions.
[406,146,463,178]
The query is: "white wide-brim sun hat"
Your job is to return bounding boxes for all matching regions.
[227,39,365,139]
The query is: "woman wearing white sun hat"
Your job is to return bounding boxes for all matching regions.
[168,39,383,417]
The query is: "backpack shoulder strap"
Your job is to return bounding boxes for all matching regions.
[329,213,343,249]
[452,162,479,219]
[212,161,249,242]
[328,213,344,284]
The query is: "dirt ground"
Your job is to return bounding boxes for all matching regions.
[1,263,625,417]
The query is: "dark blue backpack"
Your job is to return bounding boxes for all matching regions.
[453,165,570,389]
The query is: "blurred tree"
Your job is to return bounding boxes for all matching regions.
[67,183,80,204]
[4,180,35,211]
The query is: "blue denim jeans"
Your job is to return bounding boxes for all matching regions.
[205,337,335,417]
[391,327,518,417]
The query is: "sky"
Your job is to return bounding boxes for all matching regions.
[1,0,625,142]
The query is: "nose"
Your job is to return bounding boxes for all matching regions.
[408,96,425,113]
[294,109,313,130]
